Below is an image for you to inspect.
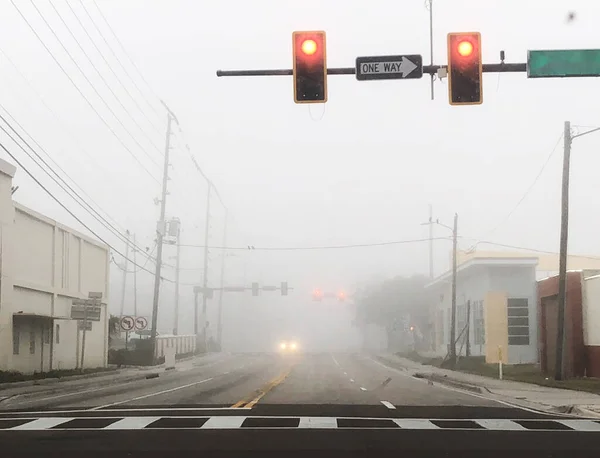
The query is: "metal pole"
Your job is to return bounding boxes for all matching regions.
[150,113,173,359]
[194,290,199,340]
[119,230,130,316]
[133,233,138,317]
[81,306,88,371]
[427,0,434,100]
[449,213,458,368]
[555,121,572,381]
[217,211,228,349]
[174,228,181,335]
[201,184,212,351]
[428,204,434,279]
[466,299,471,357]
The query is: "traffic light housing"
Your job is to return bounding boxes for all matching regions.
[292,31,327,104]
[447,32,482,105]
[252,282,259,297]
[281,282,288,296]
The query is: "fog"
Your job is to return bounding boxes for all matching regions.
[1,0,600,352]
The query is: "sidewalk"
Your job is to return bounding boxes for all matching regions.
[0,352,229,399]
[377,353,600,418]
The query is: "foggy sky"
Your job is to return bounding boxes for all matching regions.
[1,0,599,349]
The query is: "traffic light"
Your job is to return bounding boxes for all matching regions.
[447,32,482,105]
[252,282,259,296]
[281,282,288,296]
[337,291,346,302]
[312,289,323,301]
[292,31,327,104]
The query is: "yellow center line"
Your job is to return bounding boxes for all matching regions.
[230,365,294,408]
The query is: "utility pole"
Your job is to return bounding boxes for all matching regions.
[119,230,130,316]
[173,224,181,335]
[555,121,572,381]
[217,211,228,349]
[201,183,212,352]
[466,299,471,357]
[449,213,458,368]
[133,233,138,317]
[150,109,175,360]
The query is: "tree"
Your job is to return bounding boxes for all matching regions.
[355,275,431,350]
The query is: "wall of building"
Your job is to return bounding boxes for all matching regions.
[0,161,110,374]
[582,273,600,377]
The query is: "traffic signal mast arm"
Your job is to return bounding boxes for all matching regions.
[216,62,526,77]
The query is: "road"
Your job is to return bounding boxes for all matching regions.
[0,352,525,414]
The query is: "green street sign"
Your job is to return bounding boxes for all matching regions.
[528,49,600,78]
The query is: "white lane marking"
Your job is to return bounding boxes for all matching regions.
[366,357,582,418]
[349,379,355,383]
[330,354,341,368]
[299,417,337,428]
[6,358,236,408]
[559,419,600,431]
[104,416,161,430]
[202,416,246,429]
[475,419,526,430]
[89,377,214,410]
[359,387,367,391]
[393,419,439,429]
[381,400,396,410]
[11,417,73,430]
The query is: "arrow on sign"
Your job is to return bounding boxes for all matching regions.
[399,56,418,77]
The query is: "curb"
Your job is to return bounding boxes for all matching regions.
[413,372,491,394]
[0,368,123,391]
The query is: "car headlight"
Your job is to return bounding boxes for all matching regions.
[290,342,297,351]
[280,342,287,350]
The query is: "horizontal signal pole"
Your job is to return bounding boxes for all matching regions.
[216,62,526,78]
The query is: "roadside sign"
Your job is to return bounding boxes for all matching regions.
[70,305,101,322]
[78,320,92,331]
[134,316,148,331]
[88,291,103,299]
[528,49,600,78]
[356,55,423,81]
[120,315,135,332]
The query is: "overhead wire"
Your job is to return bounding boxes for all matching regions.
[0,139,174,282]
[47,0,165,156]
[0,110,159,263]
[10,0,161,184]
[63,0,164,134]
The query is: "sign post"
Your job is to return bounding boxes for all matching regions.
[73,292,103,371]
[355,55,423,81]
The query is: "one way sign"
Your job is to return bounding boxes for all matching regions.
[356,55,423,81]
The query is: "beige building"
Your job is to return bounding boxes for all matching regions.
[0,158,110,374]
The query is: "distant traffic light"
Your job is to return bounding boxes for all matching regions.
[281,282,288,296]
[312,289,323,301]
[252,282,259,297]
[337,291,346,302]
[447,32,482,105]
[292,31,327,104]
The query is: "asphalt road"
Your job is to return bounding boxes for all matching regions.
[0,352,517,413]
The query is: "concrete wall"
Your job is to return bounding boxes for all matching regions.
[0,159,110,374]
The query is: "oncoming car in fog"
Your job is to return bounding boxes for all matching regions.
[278,340,299,353]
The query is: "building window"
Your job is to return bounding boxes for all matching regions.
[13,327,19,355]
[473,300,485,345]
[44,326,50,344]
[507,298,530,345]
[56,324,60,344]
[29,331,36,354]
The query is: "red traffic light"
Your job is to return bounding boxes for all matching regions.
[337,291,346,301]
[292,31,327,104]
[301,39,318,55]
[457,40,474,57]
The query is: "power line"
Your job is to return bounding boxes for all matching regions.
[10,0,161,183]
[0,110,158,263]
[469,133,564,249]
[26,0,162,167]
[178,236,453,251]
[47,0,165,157]
[63,0,164,134]
[87,0,163,118]
[0,139,174,282]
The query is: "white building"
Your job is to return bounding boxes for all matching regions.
[0,158,110,374]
